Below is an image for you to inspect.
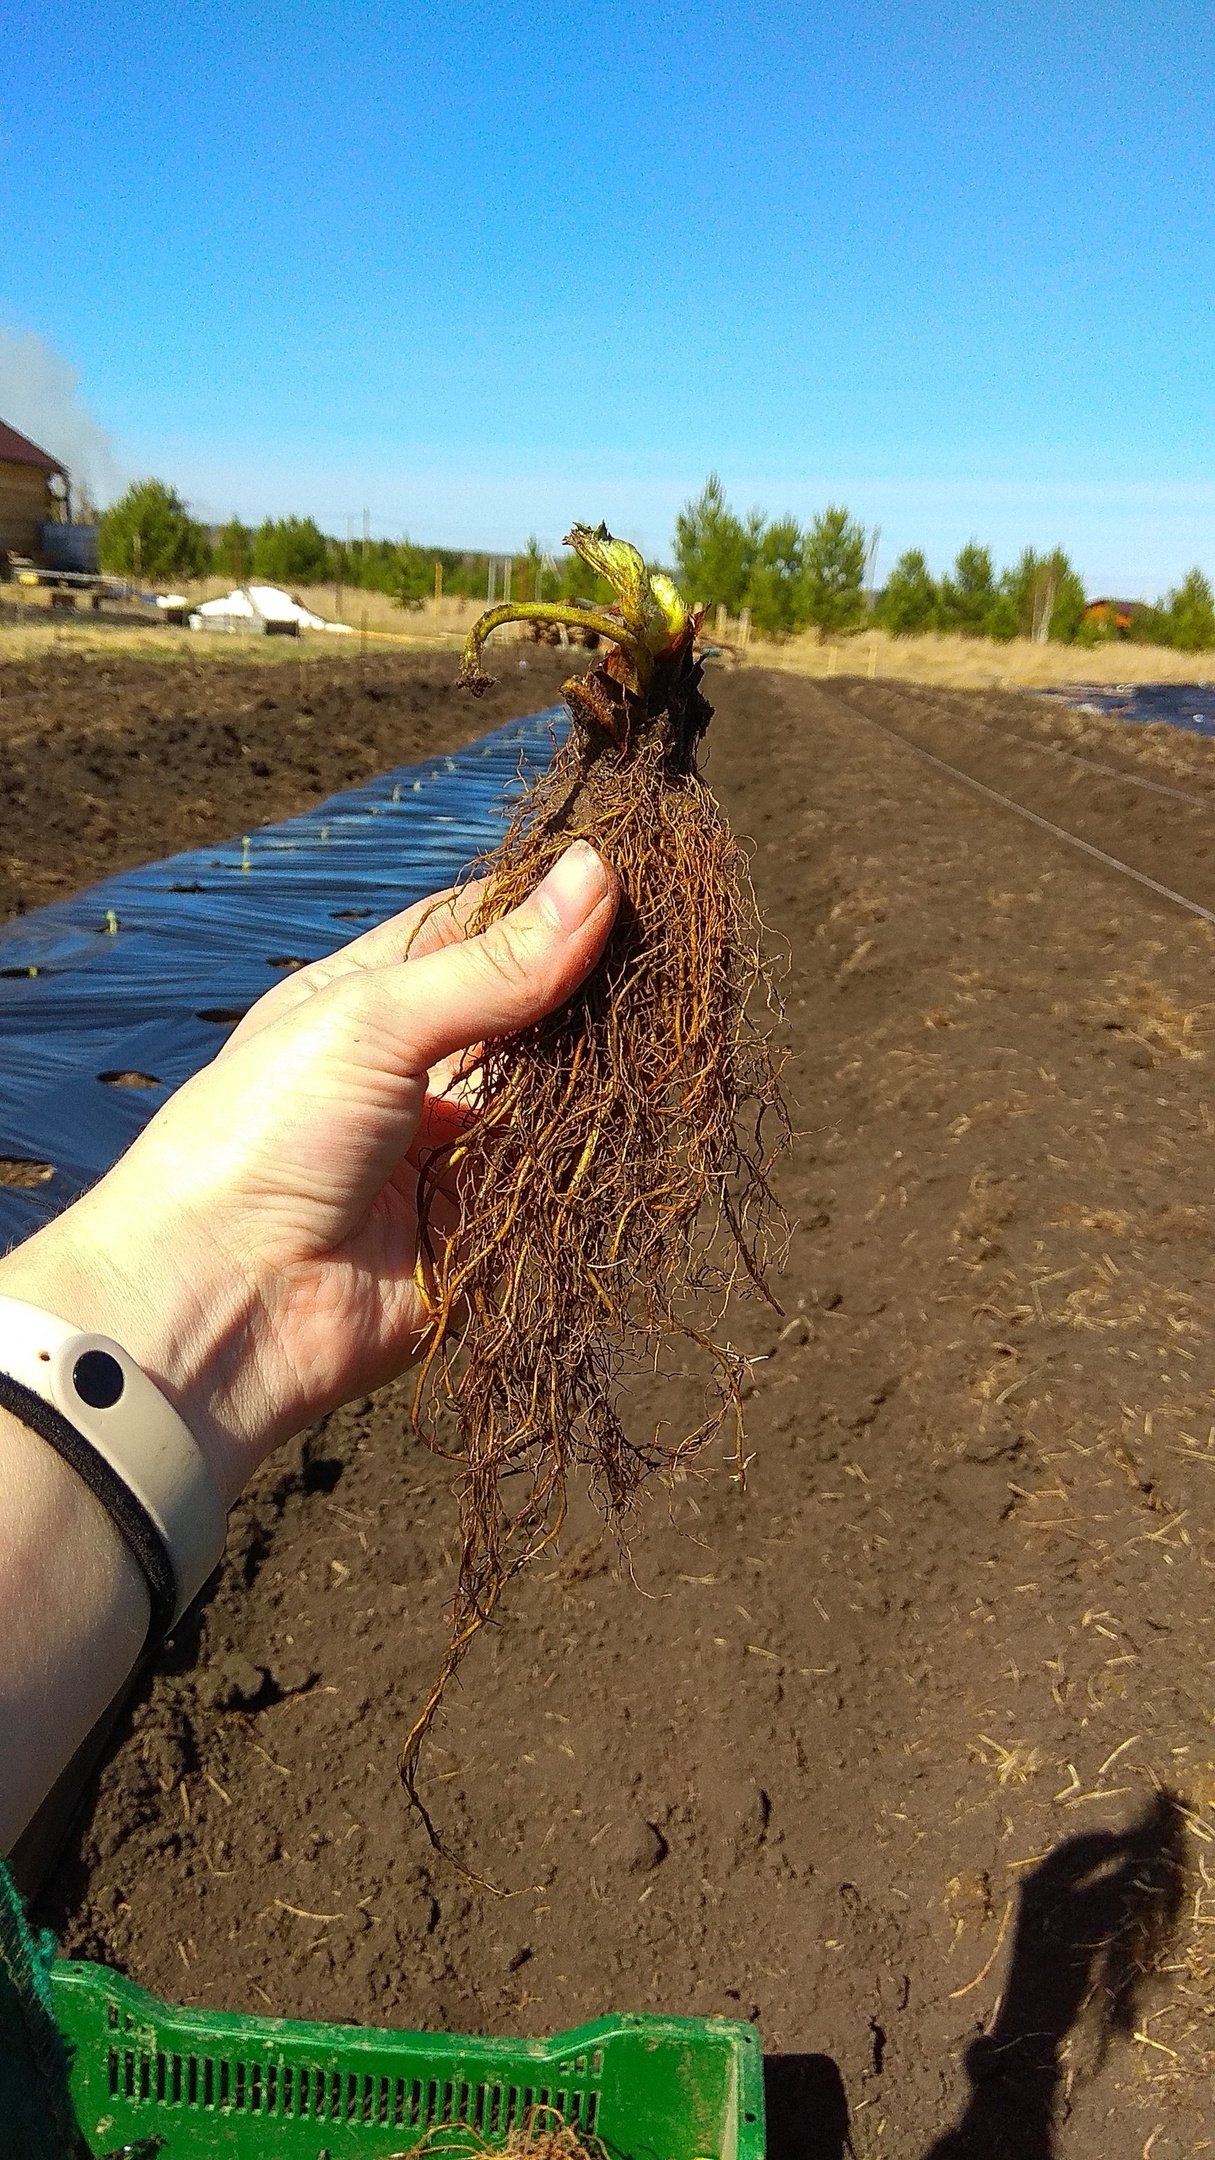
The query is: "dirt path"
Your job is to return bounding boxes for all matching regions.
[19,659,1215,2156]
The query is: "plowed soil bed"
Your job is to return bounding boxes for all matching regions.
[0,644,577,919]
[12,649,1215,2157]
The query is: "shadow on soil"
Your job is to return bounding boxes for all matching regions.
[764,2054,850,2160]
[925,1790,1188,2160]
[764,1792,1187,2160]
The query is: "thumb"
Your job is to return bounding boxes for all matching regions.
[383,840,618,1078]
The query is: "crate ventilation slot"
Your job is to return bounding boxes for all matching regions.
[106,2046,600,2131]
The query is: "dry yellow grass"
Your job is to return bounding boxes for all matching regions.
[191,577,478,643]
[735,622,1215,690]
[0,618,318,668]
[0,580,476,667]
[7,581,1215,689]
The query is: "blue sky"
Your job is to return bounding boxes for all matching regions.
[2,0,1214,593]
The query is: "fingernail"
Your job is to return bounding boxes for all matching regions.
[534,841,610,933]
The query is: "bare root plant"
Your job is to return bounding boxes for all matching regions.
[409,2103,607,2158]
[401,524,788,1842]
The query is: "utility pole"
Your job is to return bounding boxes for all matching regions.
[433,559,443,623]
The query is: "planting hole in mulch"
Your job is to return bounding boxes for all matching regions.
[0,1158,54,1187]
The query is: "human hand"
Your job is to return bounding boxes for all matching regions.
[0,841,617,1507]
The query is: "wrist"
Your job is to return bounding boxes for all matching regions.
[0,1190,265,1510]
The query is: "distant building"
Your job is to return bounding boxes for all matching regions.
[1083,597,1142,633]
[0,419,68,562]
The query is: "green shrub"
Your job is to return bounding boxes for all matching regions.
[1166,568,1215,651]
[873,549,937,635]
[674,476,868,637]
[746,517,807,635]
[799,506,866,637]
[936,543,996,634]
[212,517,255,579]
[674,473,756,613]
[251,516,330,585]
[98,480,212,579]
[996,548,1087,642]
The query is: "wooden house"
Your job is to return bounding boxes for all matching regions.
[1083,597,1140,633]
[0,419,68,564]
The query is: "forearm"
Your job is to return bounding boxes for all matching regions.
[0,1201,251,1853]
[0,1401,148,1853]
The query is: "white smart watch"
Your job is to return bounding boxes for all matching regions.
[0,1295,226,1635]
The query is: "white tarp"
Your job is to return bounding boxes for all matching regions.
[189,584,354,633]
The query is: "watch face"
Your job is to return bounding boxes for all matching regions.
[71,1348,126,1410]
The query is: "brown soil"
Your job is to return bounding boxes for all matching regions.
[0,644,577,922]
[15,652,1215,2157]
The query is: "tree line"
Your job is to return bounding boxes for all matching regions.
[672,475,1215,649]
[94,474,1215,650]
[95,481,615,609]
[665,473,1210,639]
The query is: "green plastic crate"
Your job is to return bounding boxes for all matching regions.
[50,1960,766,2159]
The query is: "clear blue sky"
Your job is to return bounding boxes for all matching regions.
[3,0,1214,593]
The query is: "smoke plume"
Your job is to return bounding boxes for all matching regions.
[0,329,122,510]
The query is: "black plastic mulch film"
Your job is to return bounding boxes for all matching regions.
[1037,680,1215,735]
[0,706,566,1251]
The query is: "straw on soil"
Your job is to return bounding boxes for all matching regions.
[410,2106,607,2158]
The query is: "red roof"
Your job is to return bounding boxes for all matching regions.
[0,419,65,473]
